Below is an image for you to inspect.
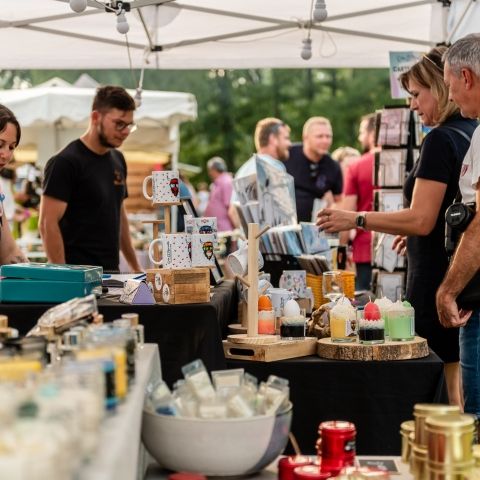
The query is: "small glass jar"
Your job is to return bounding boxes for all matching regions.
[357,309,385,345]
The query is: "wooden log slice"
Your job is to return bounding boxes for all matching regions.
[317,336,429,361]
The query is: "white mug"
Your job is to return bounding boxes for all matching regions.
[143,170,180,204]
[191,234,216,267]
[227,245,264,277]
[268,287,294,317]
[185,216,218,235]
[149,233,192,269]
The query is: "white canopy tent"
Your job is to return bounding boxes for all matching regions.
[0,1,479,70]
[0,83,197,167]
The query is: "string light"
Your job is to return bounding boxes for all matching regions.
[69,0,87,13]
[301,38,312,60]
[116,10,130,34]
[313,0,328,22]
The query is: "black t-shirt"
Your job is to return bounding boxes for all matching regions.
[403,114,477,362]
[286,143,343,222]
[43,139,128,271]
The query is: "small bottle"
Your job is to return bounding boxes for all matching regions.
[121,313,144,348]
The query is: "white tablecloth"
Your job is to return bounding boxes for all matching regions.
[79,344,162,480]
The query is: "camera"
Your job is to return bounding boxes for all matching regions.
[445,201,476,257]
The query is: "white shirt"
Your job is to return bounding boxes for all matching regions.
[234,153,286,179]
[460,124,480,203]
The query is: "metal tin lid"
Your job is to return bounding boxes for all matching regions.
[412,444,428,458]
[414,403,460,416]
[319,420,356,433]
[293,465,331,480]
[425,413,475,431]
[400,420,415,433]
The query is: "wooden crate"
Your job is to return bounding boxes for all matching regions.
[146,268,210,304]
[223,337,317,362]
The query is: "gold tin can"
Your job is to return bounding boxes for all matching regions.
[411,444,428,480]
[400,420,415,464]
[473,445,480,467]
[427,462,473,480]
[414,404,460,447]
[426,414,475,466]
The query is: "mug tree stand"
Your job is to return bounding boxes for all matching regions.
[223,223,316,362]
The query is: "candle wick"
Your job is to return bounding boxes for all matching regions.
[289,432,302,456]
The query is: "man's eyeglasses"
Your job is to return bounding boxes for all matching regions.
[112,119,137,133]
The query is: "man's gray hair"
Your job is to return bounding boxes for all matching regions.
[443,34,480,77]
[207,156,227,173]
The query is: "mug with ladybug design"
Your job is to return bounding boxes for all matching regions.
[143,170,180,204]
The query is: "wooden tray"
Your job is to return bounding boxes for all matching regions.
[317,336,429,361]
[223,337,317,362]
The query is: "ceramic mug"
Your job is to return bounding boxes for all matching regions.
[143,170,180,204]
[227,245,264,277]
[267,287,294,317]
[185,216,218,235]
[191,234,216,267]
[149,233,192,269]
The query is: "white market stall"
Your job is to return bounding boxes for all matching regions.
[0,83,197,168]
[0,1,478,70]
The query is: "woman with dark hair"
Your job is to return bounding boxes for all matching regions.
[317,46,478,408]
[0,104,28,265]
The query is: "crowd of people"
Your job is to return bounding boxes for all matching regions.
[0,34,480,417]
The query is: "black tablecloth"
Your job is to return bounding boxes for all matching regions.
[227,351,447,456]
[1,280,237,388]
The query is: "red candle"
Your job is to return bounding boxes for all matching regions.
[168,473,207,480]
[278,456,313,480]
[294,465,332,480]
[317,420,356,475]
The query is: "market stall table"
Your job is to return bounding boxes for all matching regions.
[80,343,161,480]
[227,350,447,456]
[146,456,411,480]
[1,280,236,388]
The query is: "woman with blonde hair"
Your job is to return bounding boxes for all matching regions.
[317,46,477,408]
[331,146,361,180]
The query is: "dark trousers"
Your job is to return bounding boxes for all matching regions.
[355,262,372,291]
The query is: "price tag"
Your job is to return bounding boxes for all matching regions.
[357,458,400,474]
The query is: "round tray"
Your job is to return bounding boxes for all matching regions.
[317,336,429,361]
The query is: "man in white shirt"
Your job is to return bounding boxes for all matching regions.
[235,117,291,179]
[436,33,480,417]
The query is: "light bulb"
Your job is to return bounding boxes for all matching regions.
[69,0,87,13]
[116,11,130,34]
[301,38,312,60]
[313,0,328,22]
[134,88,142,108]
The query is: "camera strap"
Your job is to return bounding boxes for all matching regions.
[441,125,475,203]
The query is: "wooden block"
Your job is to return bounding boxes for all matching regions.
[223,337,317,362]
[146,268,210,304]
[317,336,429,361]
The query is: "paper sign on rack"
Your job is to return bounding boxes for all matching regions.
[120,279,155,305]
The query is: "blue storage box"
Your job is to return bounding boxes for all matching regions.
[0,263,102,303]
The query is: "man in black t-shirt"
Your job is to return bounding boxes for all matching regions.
[40,85,142,272]
[286,116,343,222]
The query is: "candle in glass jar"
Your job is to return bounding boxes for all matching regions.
[278,456,313,480]
[294,465,332,480]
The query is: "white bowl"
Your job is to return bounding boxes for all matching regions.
[142,403,292,476]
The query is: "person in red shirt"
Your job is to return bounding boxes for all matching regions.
[340,114,376,290]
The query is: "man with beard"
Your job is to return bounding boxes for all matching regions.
[286,116,342,222]
[40,85,142,272]
[339,113,376,290]
[235,117,291,179]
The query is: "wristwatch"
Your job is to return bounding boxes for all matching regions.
[355,212,367,229]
